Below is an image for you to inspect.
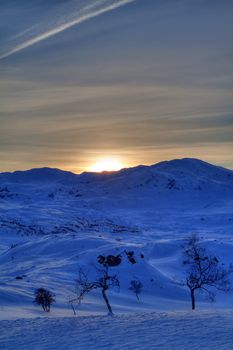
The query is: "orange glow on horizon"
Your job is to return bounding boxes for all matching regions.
[88,157,124,172]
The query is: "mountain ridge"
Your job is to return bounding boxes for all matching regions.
[1,158,232,184]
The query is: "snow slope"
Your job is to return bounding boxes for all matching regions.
[0,158,233,320]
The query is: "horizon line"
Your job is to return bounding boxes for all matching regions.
[1,157,232,175]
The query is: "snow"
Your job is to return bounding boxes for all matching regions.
[0,158,233,348]
[1,311,233,350]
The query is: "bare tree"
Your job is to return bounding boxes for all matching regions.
[183,234,232,310]
[72,267,119,315]
[34,288,55,312]
[71,251,140,315]
[129,280,143,301]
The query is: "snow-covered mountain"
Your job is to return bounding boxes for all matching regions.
[1,158,232,231]
[0,158,233,320]
[2,157,232,186]
[1,157,233,207]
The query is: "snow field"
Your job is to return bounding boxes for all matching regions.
[1,311,233,350]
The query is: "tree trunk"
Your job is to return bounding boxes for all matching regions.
[70,303,76,315]
[191,289,195,310]
[102,288,113,315]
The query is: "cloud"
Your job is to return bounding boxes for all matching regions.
[1,0,233,172]
[0,0,136,59]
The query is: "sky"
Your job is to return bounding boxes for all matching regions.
[0,0,233,173]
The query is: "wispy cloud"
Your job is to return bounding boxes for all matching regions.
[0,0,136,59]
[1,0,233,172]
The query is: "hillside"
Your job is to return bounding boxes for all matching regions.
[0,158,233,320]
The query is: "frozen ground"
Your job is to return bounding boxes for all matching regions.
[0,158,233,348]
[1,311,233,350]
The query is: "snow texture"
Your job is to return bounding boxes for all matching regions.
[1,312,233,350]
[0,158,233,348]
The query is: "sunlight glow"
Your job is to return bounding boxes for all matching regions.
[89,158,123,172]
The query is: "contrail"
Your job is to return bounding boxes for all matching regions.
[0,0,136,60]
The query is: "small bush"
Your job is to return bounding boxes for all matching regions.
[34,288,55,312]
[129,280,143,301]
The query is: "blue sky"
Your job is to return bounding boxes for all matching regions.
[1,0,233,172]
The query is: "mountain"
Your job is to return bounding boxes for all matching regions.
[0,157,232,238]
[1,157,233,185]
[1,158,232,206]
[79,157,233,192]
[0,167,77,184]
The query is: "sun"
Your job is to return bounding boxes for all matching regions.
[89,157,123,172]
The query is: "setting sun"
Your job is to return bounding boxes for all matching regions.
[89,158,123,172]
